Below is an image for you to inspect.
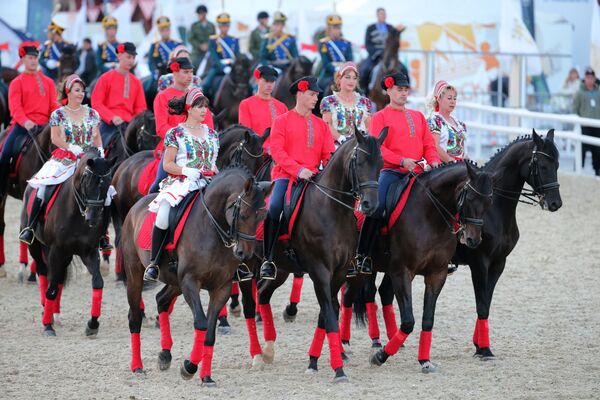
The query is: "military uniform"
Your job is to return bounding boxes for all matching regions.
[188,20,216,68]
[148,17,182,80]
[202,13,239,95]
[249,25,269,61]
[318,15,353,91]
[96,16,120,75]
[260,33,298,71]
[39,21,73,80]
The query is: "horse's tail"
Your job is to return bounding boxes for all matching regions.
[352,279,369,328]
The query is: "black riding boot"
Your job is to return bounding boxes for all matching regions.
[353,216,381,276]
[99,234,113,251]
[234,263,253,282]
[259,216,281,280]
[143,226,169,282]
[0,161,10,200]
[19,197,43,245]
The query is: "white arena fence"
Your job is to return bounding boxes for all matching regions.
[409,97,600,176]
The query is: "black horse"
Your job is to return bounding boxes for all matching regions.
[23,151,116,337]
[104,110,159,166]
[273,56,314,110]
[213,55,253,128]
[454,129,562,360]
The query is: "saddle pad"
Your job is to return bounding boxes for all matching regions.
[256,181,309,242]
[137,157,160,196]
[137,190,200,251]
[26,184,63,222]
[382,176,416,235]
[0,125,32,177]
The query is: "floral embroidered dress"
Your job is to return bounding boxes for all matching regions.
[28,106,100,188]
[320,92,372,140]
[148,123,219,212]
[427,112,467,159]
[157,73,203,92]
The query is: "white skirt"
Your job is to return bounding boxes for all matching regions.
[148,176,207,213]
[28,159,76,188]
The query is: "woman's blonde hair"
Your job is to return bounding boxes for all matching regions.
[425,80,456,116]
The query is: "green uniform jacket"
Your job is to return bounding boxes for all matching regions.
[249,26,269,60]
[188,20,216,60]
[573,83,600,120]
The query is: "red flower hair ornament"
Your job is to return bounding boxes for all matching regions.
[253,69,261,80]
[384,76,395,89]
[297,80,309,92]
[170,61,181,72]
[117,44,125,54]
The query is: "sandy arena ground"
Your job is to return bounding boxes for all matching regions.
[0,173,599,400]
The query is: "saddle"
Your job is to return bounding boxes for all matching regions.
[0,126,39,175]
[256,180,309,242]
[384,175,411,218]
[137,190,201,252]
[26,184,62,222]
[137,157,161,196]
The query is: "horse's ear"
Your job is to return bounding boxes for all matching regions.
[258,181,274,198]
[243,177,254,194]
[86,158,95,168]
[532,129,542,145]
[377,127,389,146]
[465,160,478,181]
[546,129,555,142]
[355,130,365,144]
[243,129,252,143]
[261,128,271,143]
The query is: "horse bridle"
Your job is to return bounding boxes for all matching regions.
[73,166,112,217]
[200,188,262,248]
[136,121,158,151]
[232,139,264,166]
[311,145,378,210]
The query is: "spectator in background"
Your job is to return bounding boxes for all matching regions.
[573,67,600,176]
[76,38,97,86]
[249,11,269,61]
[188,5,216,72]
[489,75,509,107]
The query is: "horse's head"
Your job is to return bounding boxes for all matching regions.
[221,174,272,261]
[75,151,116,227]
[135,111,159,151]
[59,44,77,78]
[346,126,387,215]
[523,129,562,211]
[289,56,313,81]
[456,161,494,248]
[218,126,266,173]
[230,55,252,97]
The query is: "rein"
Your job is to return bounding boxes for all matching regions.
[232,139,264,166]
[72,165,112,217]
[26,127,49,165]
[200,189,258,248]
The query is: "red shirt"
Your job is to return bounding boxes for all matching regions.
[153,87,214,155]
[269,110,335,181]
[8,71,57,126]
[91,69,146,124]
[369,106,440,172]
[238,95,288,136]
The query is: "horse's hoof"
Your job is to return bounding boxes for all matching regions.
[342,341,352,354]
[27,272,37,284]
[478,347,495,360]
[201,376,217,388]
[371,338,382,348]
[305,367,318,374]
[133,368,145,374]
[43,325,56,337]
[282,307,296,323]
[307,356,318,372]
[263,341,275,364]
[158,350,172,371]
[180,360,198,380]
[251,354,264,370]
[341,352,349,364]
[420,360,438,373]
[229,304,241,318]
[255,313,262,324]
[370,349,388,366]
[332,368,348,383]
[85,320,99,337]
[217,325,231,336]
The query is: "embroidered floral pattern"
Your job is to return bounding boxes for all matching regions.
[427,113,467,158]
[49,106,100,165]
[157,74,203,92]
[320,92,372,136]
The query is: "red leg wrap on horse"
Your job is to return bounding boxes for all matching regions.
[384,330,409,356]
[231,281,240,296]
[139,298,145,311]
[19,241,28,264]
[38,275,48,306]
[418,330,433,361]
[167,297,177,315]
[218,305,227,318]
[382,304,398,340]
[477,318,490,348]
[30,260,37,274]
[200,345,214,378]
[259,304,276,341]
[327,332,344,371]
[42,298,55,326]
[366,302,380,340]
[91,288,102,317]
[130,333,143,371]
[339,306,353,342]
[115,247,122,274]
[54,284,63,314]
[473,319,479,346]
[245,318,262,357]
[189,328,206,364]
[289,276,303,304]
[0,235,5,265]
[308,327,326,358]
[159,312,173,351]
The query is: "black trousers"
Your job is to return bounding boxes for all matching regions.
[582,126,600,174]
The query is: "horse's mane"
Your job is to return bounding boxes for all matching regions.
[315,134,380,181]
[416,160,474,179]
[210,164,254,185]
[483,135,532,168]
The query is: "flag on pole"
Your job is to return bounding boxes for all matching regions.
[0,18,33,68]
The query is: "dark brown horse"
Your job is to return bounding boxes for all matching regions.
[453,130,562,360]
[23,151,116,337]
[273,56,314,110]
[361,27,409,110]
[0,67,19,128]
[57,44,78,83]
[241,131,387,381]
[104,110,159,166]
[354,161,494,372]
[0,125,51,279]
[212,55,253,128]
[122,166,272,386]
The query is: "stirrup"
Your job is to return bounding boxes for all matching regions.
[359,256,373,275]
[235,263,253,282]
[143,263,160,282]
[19,227,35,245]
[346,257,360,278]
[259,260,277,281]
